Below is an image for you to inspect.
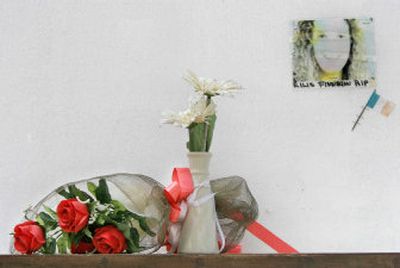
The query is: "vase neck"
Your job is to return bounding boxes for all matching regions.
[187,152,212,184]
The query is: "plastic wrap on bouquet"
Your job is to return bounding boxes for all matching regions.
[10,173,258,254]
[10,174,169,254]
[211,176,258,252]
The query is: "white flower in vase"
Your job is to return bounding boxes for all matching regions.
[184,70,243,97]
[162,70,242,153]
[161,71,243,254]
[161,97,216,128]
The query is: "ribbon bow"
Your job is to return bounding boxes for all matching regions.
[164,168,298,254]
[164,168,194,224]
[163,168,194,252]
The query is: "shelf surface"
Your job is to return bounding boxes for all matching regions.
[2,254,400,268]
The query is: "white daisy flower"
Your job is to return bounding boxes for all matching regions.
[161,97,216,128]
[184,70,243,96]
[192,97,216,123]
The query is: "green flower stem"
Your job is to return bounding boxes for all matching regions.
[186,95,216,152]
[203,96,212,152]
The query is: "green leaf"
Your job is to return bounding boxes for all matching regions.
[109,211,125,222]
[111,200,127,212]
[68,185,94,202]
[87,182,97,196]
[95,179,112,204]
[36,216,45,227]
[83,228,93,239]
[114,222,139,253]
[96,214,106,225]
[114,222,130,237]
[130,227,139,247]
[43,205,58,220]
[49,238,57,254]
[205,114,216,152]
[70,232,84,246]
[123,210,140,220]
[87,200,97,212]
[43,238,56,254]
[138,218,156,237]
[56,233,70,254]
[36,212,57,231]
[123,211,155,237]
[187,123,206,152]
[57,187,74,199]
[126,227,140,253]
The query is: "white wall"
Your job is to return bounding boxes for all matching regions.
[1,0,400,254]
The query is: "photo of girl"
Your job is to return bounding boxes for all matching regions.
[292,17,375,88]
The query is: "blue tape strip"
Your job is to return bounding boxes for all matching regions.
[367,90,380,108]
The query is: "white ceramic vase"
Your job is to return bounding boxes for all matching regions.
[177,152,219,253]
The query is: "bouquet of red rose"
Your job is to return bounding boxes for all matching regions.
[11,175,164,255]
[10,173,258,255]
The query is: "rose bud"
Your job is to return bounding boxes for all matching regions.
[13,221,45,254]
[71,241,95,254]
[93,225,127,254]
[56,199,89,233]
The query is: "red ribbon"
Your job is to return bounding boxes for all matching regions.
[164,168,195,252]
[164,168,194,223]
[220,222,298,254]
[247,221,298,254]
[226,245,242,254]
[164,167,298,254]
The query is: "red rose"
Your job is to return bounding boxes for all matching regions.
[13,221,45,254]
[93,225,127,254]
[71,241,95,254]
[56,199,89,233]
